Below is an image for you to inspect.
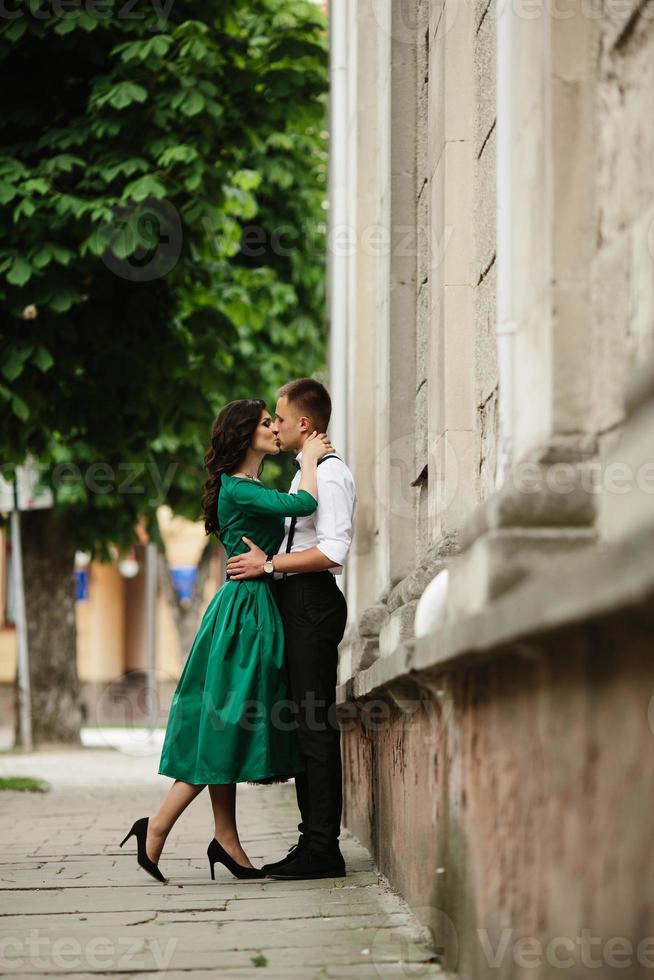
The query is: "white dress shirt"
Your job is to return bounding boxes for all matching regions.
[275,451,357,576]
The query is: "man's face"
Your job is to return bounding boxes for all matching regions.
[273,395,308,453]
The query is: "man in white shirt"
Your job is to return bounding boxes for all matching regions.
[225,378,357,879]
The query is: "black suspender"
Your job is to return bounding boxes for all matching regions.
[282,454,341,579]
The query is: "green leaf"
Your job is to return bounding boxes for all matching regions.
[53,193,90,218]
[108,226,136,260]
[179,38,208,61]
[151,35,174,57]
[100,157,149,182]
[13,198,36,221]
[31,246,52,269]
[0,156,27,180]
[267,133,295,151]
[123,175,167,202]
[233,169,262,192]
[180,91,205,117]
[2,346,33,382]
[48,291,77,313]
[77,11,100,31]
[224,185,257,220]
[33,346,54,373]
[80,228,110,257]
[54,17,77,36]
[113,35,173,62]
[6,256,32,287]
[0,181,17,204]
[113,83,148,109]
[51,244,74,266]
[22,178,50,195]
[97,82,149,110]
[11,394,30,421]
[158,145,199,167]
[184,171,202,191]
[42,154,86,175]
[4,18,28,42]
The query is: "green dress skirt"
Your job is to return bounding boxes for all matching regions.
[158,473,318,786]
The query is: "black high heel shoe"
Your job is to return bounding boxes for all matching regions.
[119,817,168,884]
[207,838,266,880]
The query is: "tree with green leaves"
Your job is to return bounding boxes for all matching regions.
[0,0,328,743]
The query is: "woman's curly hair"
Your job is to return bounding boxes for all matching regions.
[201,399,267,537]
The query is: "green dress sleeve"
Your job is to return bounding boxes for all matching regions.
[224,477,318,517]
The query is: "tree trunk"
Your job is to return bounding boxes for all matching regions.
[158,539,219,661]
[16,508,82,745]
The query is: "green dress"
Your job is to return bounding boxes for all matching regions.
[158,474,318,786]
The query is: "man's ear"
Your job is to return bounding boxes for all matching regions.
[298,416,312,433]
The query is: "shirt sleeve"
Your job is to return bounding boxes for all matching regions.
[225,479,318,518]
[314,464,356,566]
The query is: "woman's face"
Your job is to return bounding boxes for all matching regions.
[250,409,281,455]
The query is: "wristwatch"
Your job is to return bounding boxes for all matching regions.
[262,554,275,576]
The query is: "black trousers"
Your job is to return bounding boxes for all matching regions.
[274,571,348,854]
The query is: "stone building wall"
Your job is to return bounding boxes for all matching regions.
[334,0,654,974]
[341,0,501,673]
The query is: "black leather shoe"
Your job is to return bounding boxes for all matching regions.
[267,848,346,880]
[261,836,308,874]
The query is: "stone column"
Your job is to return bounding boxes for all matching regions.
[446,3,601,618]
[346,0,383,628]
[508,5,598,459]
[373,0,418,598]
[427,0,478,545]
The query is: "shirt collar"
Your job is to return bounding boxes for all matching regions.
[293,448,339,469]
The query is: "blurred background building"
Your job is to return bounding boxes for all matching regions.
[0,511,223,738]
[333,0,654,974]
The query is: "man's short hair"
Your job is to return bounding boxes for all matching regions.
[277,378,332,432]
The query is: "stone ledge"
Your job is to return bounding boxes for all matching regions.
[339,541,456,680]
[459,455,597,550]
[386,540,455,613]
[379,600,418,656]
[337,523,654,704]
[447,526,596,617]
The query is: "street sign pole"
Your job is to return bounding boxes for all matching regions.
[11,482,32,751]
[145,541,158,733]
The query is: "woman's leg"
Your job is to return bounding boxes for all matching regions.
[147,780,206,863]
[208,783,255,868]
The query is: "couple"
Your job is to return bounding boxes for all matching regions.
[120,378,357,884]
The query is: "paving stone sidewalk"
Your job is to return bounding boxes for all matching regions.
[0,743,441,979]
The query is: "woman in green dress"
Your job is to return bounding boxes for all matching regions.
[119,399,332,883]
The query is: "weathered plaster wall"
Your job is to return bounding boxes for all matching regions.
[343,614,654,978]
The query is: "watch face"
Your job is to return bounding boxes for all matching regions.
[263,560,274,574]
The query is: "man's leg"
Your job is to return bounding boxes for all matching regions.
[275,575,313,843]
[278,573,347,856]
[294,768,312,842]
